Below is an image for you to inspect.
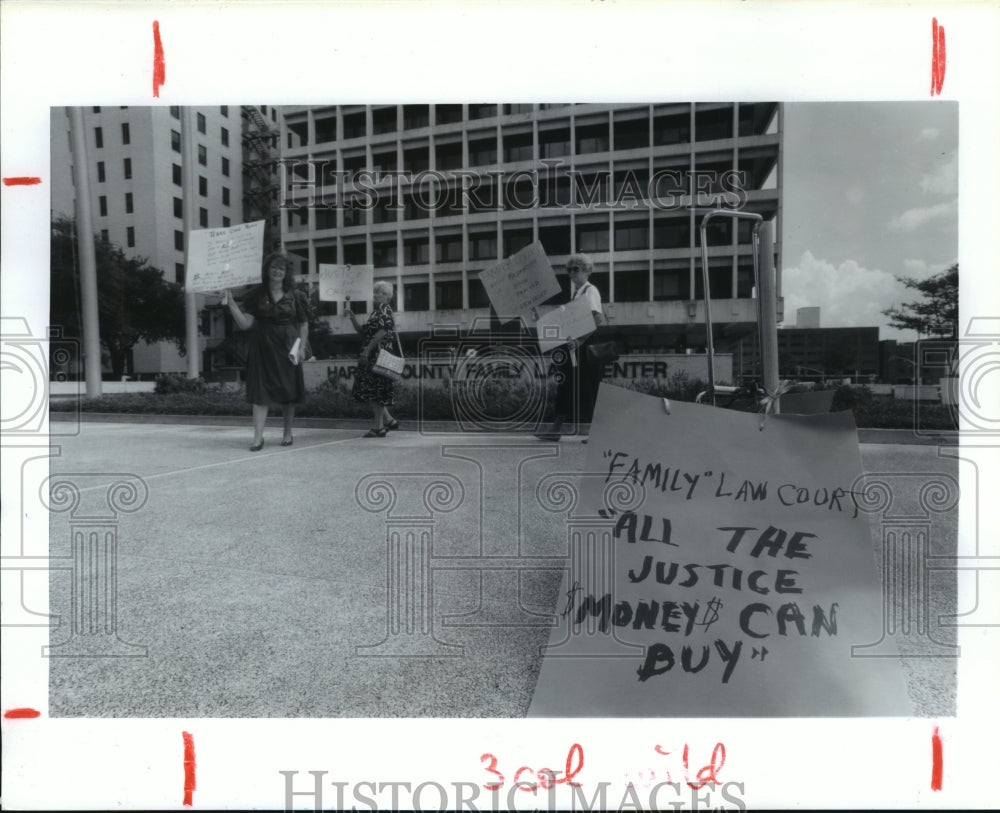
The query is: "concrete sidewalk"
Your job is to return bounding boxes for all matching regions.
[43,419,958,718]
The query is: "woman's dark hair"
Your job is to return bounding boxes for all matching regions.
[260,252,294,293]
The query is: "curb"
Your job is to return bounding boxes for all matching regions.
[47,411,959,445]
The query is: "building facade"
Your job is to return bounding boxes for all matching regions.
[277,103,783,365]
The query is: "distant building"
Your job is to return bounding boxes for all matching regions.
[796,306,821,329]
[277,103,783,359]
[739,326,881,383]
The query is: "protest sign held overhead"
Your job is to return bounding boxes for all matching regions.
[478,241,561,322]
[534,296,599,354]
[528,385,911,717]
[184,220,265,293]
[319,263,375,304]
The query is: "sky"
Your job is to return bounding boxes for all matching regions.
[780,102,958,341]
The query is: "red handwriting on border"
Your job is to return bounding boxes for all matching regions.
[182,731,196,806]
[481,743,584,792]
[931,17,946,96]
[153,21,166,97]
[652,742,727,789]
[4,708,41,718]
[2,177,42,186]
[931,726,943,791]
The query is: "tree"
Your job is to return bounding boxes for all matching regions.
[50,216,187,378]
[882,263,959,339]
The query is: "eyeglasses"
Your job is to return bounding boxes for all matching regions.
[567,265,585,273]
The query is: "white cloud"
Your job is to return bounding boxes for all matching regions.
[782,251,913,338]
[917,127,940,142]
[902,259,928,275]
[887,199,957,232]
[919,153,957,195]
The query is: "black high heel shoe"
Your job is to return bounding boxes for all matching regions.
[250,440,264,452]
[385,419,400,431]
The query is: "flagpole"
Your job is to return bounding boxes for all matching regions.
[180,106,201,378]
[67,107,103,397]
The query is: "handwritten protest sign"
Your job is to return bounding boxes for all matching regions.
[478,241,561,322]
[318,264,375,303]
[528,385,911,716]
[534,296,598,354]
[184,220,265,293]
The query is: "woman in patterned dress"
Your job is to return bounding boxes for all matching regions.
[225,253,312,451]
[346,280,400,438]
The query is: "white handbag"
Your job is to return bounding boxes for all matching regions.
[371,330,404,381]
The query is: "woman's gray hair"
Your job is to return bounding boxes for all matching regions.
[565,253,594,274]
[373,280,395,298]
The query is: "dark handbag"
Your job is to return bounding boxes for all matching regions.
[587,341,621,365]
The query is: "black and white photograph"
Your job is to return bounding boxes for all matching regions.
[2,2,998,811]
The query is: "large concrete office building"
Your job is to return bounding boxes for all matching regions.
[50,105,269,374]
[279,102,783,358]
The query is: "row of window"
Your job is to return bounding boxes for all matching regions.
[97,217,230,255]
[96,158,131,182]
[169,105,231,121]
[169,163,231,203]
[323,262,753,312]
[169,128,230,158]
[172,198,232,229]
[93,123,130,149]
[290,104,770,148]
[291,212,756,251]
[325,222,754,269]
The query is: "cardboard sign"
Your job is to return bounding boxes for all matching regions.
[478,241,561,322]
[318,263,375,303]
[528,385,911,717]
[534,296,598,354]
[184,221,265,293]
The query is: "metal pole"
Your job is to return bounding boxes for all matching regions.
[67,107,103,398]
[180,107,200,378]
[698,210,763,406]
[757,219,780,410]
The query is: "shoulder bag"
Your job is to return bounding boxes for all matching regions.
[371,325,405,381]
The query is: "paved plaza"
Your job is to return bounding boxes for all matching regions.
[42,416,959,718]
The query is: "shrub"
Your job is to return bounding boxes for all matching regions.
[619,370,710,403]
[830,383,872,412]
[154,373,207,395]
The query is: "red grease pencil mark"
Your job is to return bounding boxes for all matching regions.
[153,21,166,97]
[182,731,196,806]
[931,726,943,791]
[4,707,41,718]
[931,18,946,96]
[3,177,42,186]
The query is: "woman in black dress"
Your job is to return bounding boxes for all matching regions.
[226,253,312,450]
[346,280,400,438]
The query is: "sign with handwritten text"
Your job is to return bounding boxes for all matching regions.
[318,263,374,303]
[184,220,265,293]
[478,241,561,322]
[528,385,911,717]
[534,296,598,354]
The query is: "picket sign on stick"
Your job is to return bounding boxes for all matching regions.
[319,264,374,304]
[528,385,911,717]
[534,296,598,354]
[478,241,561,323]
[184,220,265,293]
